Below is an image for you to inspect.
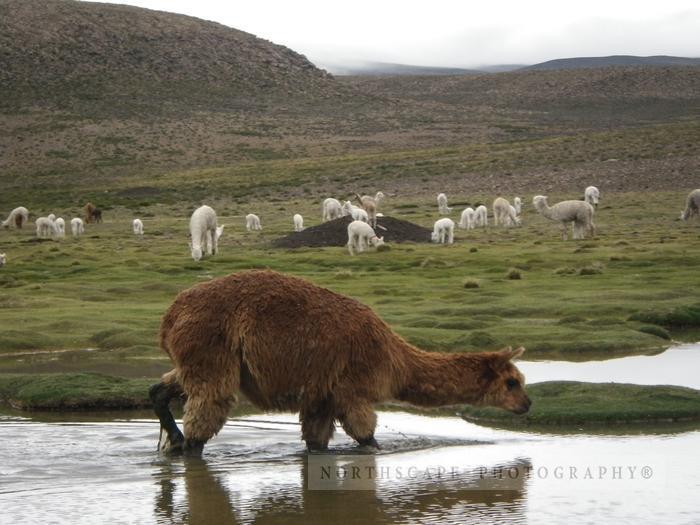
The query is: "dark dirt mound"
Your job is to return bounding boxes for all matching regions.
[272,216,432,248]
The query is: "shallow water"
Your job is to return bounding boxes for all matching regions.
[518,342,700,389]
[1,410,699,524]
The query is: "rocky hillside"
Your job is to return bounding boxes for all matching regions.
[0,0,342,116]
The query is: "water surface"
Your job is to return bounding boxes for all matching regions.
[1,411,698,524]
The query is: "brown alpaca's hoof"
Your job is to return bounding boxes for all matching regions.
[306,441,329,452]
[184,439,205,456]
[158,427,185,454]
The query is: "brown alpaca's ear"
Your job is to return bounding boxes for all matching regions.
[496,346,526,361]
[510,347,526,360]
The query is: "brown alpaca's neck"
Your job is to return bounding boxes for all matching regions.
[394,344,490,407]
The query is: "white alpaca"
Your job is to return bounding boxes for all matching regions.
[355,191,385,228]
[473,205,488,228]
[70,218,84,238]
[133,218,144,235]
[584,186,600,207]
[533,195,596,240]
[54,217,66,238]
[506,205,521,227]
[431,218,455,244]
[680,189,700,221]
[346,220,384,255]
[293,214,304,232]
[35,217,58,239]
[322,198,343,221]
[0,253,5,266]
[189,205,218,261]
[215,225,225,241]
[2,206,29,229]
[342,201,369,222]
[513,197,522,215]
[493,197,520,228]
[437,193,452,215]
[246,213,262,231]
[458,207,475,229]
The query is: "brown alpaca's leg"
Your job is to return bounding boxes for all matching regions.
[338,402,380,449]
[149,370,185,452]
[182,393,235,455]
[300,398,336,451]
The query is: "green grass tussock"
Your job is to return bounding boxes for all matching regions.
[461,382,700,429]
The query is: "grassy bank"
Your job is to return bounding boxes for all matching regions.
[0,373,154,410]
[1,190,700,376]
[461,381,700,429]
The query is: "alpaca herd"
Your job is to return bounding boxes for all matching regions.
[2,187,699,266]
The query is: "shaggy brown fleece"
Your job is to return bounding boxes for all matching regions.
[153,270,530,453]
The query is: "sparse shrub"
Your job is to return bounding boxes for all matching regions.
[419,257,453,268]
[506,268,522,280]
[376,244,391,253]
[636,325,671,340]
[463,278,480,289]
[333,269,354,279]
[609,255,630,261]
[578,262,605,275]
[554,266,577,275]
[470,247,478,253]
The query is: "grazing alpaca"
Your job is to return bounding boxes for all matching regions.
[293,214,304,232]
[189,205,218,261]
[82,203,102,223]
[0,253,5,266]
[54,217,66,238]
[245,213,262,231]
[342,201,369,222]
[437,193,452,215]
[459,207,475,229]
[532,195,595,240]
[70,218,84,238]
[431,218,455,244]
[133,219,144,235]
[513,197,522,215]
[584,186,600,207]
[2,207,29,229]
[680,189,700,221]
[322,198,343,222]
[35,217,58,239]
[347,220,384,255]
[473,205,488,228]
[355,191,385,228]
[493,197,520,228]
[151,270,530,454]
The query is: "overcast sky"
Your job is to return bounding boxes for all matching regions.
[92,1,700,69]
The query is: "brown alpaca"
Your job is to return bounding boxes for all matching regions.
[84,202,96,224]
[151,270,531,454]
[84,202,102,224]
[354,191,384,229]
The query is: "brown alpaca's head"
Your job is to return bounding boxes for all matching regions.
[479,347,531,415]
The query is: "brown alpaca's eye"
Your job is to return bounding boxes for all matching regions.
[506,378,519,390]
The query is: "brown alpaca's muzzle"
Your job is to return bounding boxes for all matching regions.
[512,395,532,415]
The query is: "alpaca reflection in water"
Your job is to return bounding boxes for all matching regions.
[154,455,531,524]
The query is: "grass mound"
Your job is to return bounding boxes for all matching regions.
[272,216,432,248]
[0,373,154,410]
[461,381,700,429]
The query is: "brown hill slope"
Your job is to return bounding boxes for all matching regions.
[0,0,340,116]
